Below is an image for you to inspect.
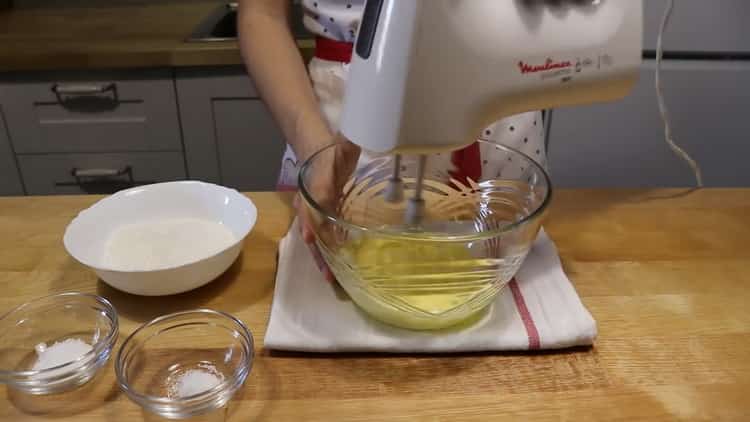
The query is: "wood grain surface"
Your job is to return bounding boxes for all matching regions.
[0,189,749,421]
[0,1,314,72]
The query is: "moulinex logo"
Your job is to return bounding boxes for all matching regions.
[518,58,573,74]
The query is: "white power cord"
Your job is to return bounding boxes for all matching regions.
[655,0,704,187]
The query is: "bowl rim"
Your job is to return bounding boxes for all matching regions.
[63,180,257,273]
[0,292,119,379]
[298,140,553,241]
[115,308,254,407]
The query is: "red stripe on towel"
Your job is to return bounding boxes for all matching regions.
[509,278,541,350]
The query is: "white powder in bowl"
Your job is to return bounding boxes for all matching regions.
[102,218,237,271]
[166,362,225,399]
[32,338,92,371]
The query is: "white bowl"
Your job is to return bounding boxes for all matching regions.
[64,181,257,296]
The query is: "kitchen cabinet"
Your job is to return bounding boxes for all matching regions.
[18,152,186,195]
[643,0,750,54]
[1,69,182,154]
[2,0,747,195]
[548,59,750,188]
[549,0,750,188]
[176,67,285,191]
[0,105,24,195]
[0,69,186,195]
[0,66,286,195]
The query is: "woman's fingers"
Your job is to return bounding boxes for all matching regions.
[295,140,360,284]
[299,208,317,244]
[306,240,336,283]
[324,267,336,283]
[306,241,325,272]
[295,192,316,243]
[297,193,335,281]
[302,224,316,244]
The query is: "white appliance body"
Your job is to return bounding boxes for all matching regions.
[340,0,643,154]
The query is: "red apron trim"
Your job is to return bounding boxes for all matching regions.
[315,36,354,63]
[449,142,483,187]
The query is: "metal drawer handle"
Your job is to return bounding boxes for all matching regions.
[71,166,134,186]
[52,83,116,96]
[57,166,139,193]
[52,83,118,105]
[71,167,131,178]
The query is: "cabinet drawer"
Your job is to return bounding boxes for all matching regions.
[0,106,24,196]
[0,69,182,154]
[18,152,186,195]
[176,67,285,190]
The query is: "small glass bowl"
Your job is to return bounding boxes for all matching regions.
[116,309,254,419]
[0,292,119,394]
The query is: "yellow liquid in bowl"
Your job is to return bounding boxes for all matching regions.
[336,237,518,330]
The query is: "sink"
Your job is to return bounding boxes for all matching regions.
[187,2,312,42]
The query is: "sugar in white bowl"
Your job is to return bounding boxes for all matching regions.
[102,218,237,272]
[64,181,257,296]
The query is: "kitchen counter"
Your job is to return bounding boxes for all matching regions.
[0,1,314,72]
[1,189,749,421]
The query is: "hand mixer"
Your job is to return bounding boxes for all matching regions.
[339,0,643,225]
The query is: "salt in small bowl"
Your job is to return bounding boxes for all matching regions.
[115,309,254,419]
[0,292,119,394]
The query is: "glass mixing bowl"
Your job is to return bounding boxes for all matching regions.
[115,309,254,419]
[0,292,119,394]
[299,141,551,330]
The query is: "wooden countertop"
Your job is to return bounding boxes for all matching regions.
[1,189,749,421]
[0,1,314,72]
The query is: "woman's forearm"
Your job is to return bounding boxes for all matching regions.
[238,0,332,162]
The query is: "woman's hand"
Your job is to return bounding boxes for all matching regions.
[295,138,360,282]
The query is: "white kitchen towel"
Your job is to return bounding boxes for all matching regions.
[264,220,597,353]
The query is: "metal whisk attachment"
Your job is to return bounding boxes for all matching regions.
[382,154,429,226]
[406,155,428,226]
[382,154,404,203]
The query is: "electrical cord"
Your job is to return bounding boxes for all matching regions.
[655,0,704,187]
